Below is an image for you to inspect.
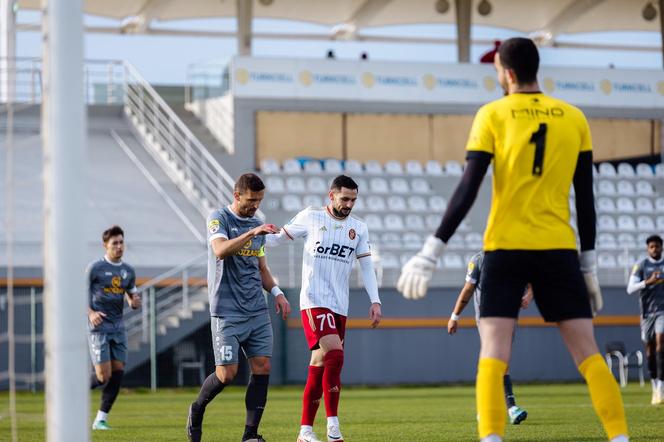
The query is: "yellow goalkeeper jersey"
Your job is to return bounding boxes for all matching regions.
[466,92,592,251]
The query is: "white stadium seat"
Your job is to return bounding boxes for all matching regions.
[369,177,389,193]
[598,215,617,232]
[366,195,387,211]
[260,158,280,174]
[597,197,615,214]
[617,253,636,269]
[387,195,407,211]
[597,233,618,250]
[345,159,364,175]
[616,180,635,196]
[616,162,635,178]
[390,178,410,194]
[286,176,306,192]
[617,233,636,249]
[658,216,664,232]
[404,214,425,230]
[636,180,654,196]
[380,232,402,249]
[656,163,664,178]
[425,214,440,230]
[466,232,483,249]
[447,235,464,250]
[636,197,654,213]
[597,180,616,196]
[411,178,430,194]
[265,176,285,193]
[443,253,464,269]
[598,253,618,269]
[354,177,369,192]
[636,163,653,178]
[365,214,384,230]
[307,176,327,193]
[380,253,400,269]
[617,215,636,232]
[429,195,447,212]
[656,198,664,212]
[385,160,404,175]
[637,215,656,233]
[323,159,343,174]
[281,195,301,211]
[385,214,405,231]
[303,160,323,174]
[407,195,428,212]
[425,160,443,176]
[365,160,383,174]
[616,197,634,213]
[352,198,365,212]
[444,160,463,176]
[282,158,302,174]
[302,194,324,207]
[402,232,423,249]
[598,162,616,178]
[405,160,423,175]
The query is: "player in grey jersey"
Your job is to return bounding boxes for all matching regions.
[187,173,291,442]
[627,234,664,404]
[87,225,140,430]
[447,251,531,425]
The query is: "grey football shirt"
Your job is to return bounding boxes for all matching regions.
[630,257,664,318]
[87,257,137,333]
[465,251,484,320]
[207,206,267,317]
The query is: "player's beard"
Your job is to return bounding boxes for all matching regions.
[332,205,351,218]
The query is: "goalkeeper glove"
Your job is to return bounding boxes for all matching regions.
[580,250,603,316]
[397,235,446,300]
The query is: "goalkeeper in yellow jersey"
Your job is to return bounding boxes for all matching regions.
[398,37,628,442]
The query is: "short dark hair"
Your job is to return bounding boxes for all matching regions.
[646,234,663,246]
[330,175,358,192]
[102,225,124,243]
[235,173,265,194]
[498,37,539,85]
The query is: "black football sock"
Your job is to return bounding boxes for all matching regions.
[243,374,269,439]
[100,370,124,413]
[503,374,516,408]
[194,372,227,409]
[657,350,664,381]
[648,351,657,381]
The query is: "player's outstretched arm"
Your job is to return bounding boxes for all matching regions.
[573,150,602,315]
[448,282,474,335]
[398,155,491,300]
[211,224,278,259]
[358,255,381,327]
[259,256,291,320]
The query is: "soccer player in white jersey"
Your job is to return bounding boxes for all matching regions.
[266,175,382,442]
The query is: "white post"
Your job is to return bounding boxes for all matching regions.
[0,0,16,102]
[41,0,88,441]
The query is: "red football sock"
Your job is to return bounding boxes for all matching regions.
[301,365,325,425]
[323,350,344,418]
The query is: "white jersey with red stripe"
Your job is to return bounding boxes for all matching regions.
[281,206,372,316]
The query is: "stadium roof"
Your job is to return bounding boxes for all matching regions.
[16,0,664,61]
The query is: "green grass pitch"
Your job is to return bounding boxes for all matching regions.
[1,383,662,441]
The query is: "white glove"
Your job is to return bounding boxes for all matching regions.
[397,236,446,300]
[580,250,603,316]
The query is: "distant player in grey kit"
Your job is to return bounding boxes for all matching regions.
[627,234,664,405]
[187,173,291,442]
[447,251,531,425]
[87,225,141,430]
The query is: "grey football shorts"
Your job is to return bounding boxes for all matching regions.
[211,313,273,366]
[641,314,664,342]
[88,330,127,365]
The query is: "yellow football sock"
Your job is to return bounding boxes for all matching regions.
[477,357,508,439]
[578,353,628,439]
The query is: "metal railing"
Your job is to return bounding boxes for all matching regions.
[184,58,230,103]
[123,61,240,220]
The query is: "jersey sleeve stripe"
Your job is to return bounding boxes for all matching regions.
[282,226,294,241]
[209,233,228,243]
[356,252,372,259]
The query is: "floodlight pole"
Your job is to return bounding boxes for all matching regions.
[237,0,253,55]
[41,0,88,441]
[0,0,16,102]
